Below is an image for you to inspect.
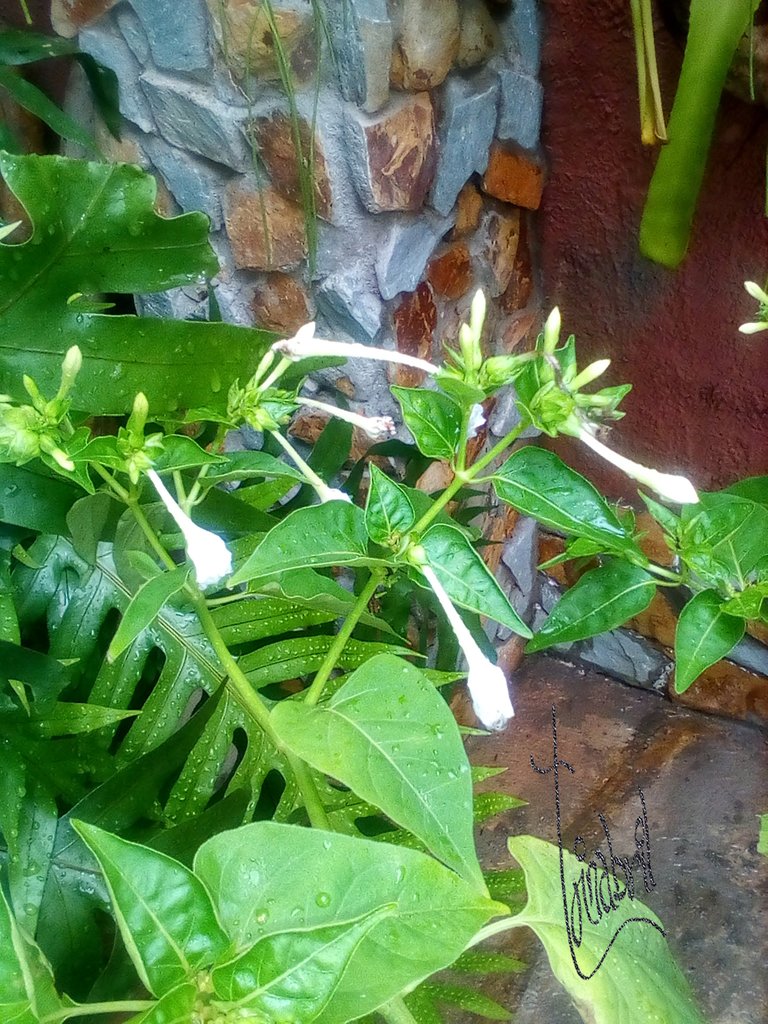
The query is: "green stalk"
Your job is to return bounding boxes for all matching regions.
[411,420,528,536]
[378,996,420,1024]
[304,569,385,705]
[640,0,758,267]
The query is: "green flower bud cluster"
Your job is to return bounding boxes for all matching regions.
[514,308,631,438]
[119,392,165,485]
[227,350,298,433]
[0,346,82,472]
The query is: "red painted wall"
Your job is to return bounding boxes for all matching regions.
[540,0,768,497]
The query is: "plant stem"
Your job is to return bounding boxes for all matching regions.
[412,421,528,536]
[377,996,420,1024]
[128,499,178,572]
[40,1002,155,1022]
[192,590,279,741]
[304,569,384,706]
[288,752,331,829]
[269,429,323,490]
[91,462,131,503]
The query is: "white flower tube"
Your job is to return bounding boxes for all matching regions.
[273,321,439,374]
[577,428,699,504]
[297,397,396,440]
[147,469,233,589]
[421,564,514,731]
[316,484,352,504]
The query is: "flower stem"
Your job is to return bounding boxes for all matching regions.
[128,499,178,572]
[304,569,384,706]
[192,590,331,828]
[378,996,420,1024]
[269,429,324,490]
[412,420,528,536]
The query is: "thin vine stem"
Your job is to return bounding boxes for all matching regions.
[304,569,385,706]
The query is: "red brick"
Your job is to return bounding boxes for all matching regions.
[392,282,437,386]
[482,144,544,209]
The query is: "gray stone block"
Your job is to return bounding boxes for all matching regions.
[577,630,672,691]
[500,0,541,74]
[375,210,454,300]
[142,134,228,229]
[140,70,251,171]
[430,72,499,216]
[496,67,543,152]
[116,5,150,64]
[79,19,155,133]
[488,386,541,439]
[318,267,384,342]
[127,0,211,75]
[134,285,209,321]
[325,0,392,113]
[502,516,538,603]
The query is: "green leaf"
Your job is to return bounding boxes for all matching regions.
[639,492,680,538]
[211,907,394,1021]
[66,491,120,562]
[73,822,229,997]
[526,561,656,652]
[719,582,768,620]
[392,387,463,461]
[365,463,415,546]
[417,983,511,1021]
[0,67,97,151]
[724,475,768,508]
[230,502,383,586]
[507,835,706,1023]
[203,450,306,485]
[107,566,191,663]
[493,448,636,552]
[27,703,138,737]
[420,524,532,638]
[195,822,506,1023]
[0,153,273,414]
[0,886,65,1021]
[0,463,80,533]
[239,635,410,687]
[674,589,745,693]
[679,493,768,589]
[0,766,56,937]
[150,435,227,474]
[271,654,485,890]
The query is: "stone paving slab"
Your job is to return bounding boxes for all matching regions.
[462,656,768,1023]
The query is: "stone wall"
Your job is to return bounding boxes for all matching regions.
[57,0,544,439]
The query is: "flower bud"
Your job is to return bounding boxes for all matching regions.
[542,307,562,355]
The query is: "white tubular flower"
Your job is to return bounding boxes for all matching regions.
[147,469,233,589]
[297,396,396,440]
[316,484,352,504]
[466,403,486,439]
[273,321,439,374]
[421,564,514,731]
[578,428,699,504]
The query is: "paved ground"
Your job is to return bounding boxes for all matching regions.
[462,655,768,1024]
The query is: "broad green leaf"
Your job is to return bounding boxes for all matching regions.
[204,450,307,485]
[230,502,383,586]
[28,703,138,737]
[108,566,191,663]
[211,907,394,1021]
[0,153,272,414]
[0,886,64,1021]
[725,475,768,508]
[66,491,120,563]
[507,835,706,1023]
[239,635,410,687]
[639,492,681,537]
[127,983,197,1024]
[211,595,340,644]
[150,436,227,474]
[420,524,532,638]
[195,822,506,1023]
[392,387,463,461]
[0,762,56,937]
[453,950,527,974]
[493,448,636,552]
[74,822,229,997]
[679,493,768,589]
[674,589,745,693]
[0,547,19,643]
[365,463,415,546]
[0,463,80,533]
[271,654,485,889]
[526,561,656,652]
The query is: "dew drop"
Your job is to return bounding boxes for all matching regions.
[315,892,331,908]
